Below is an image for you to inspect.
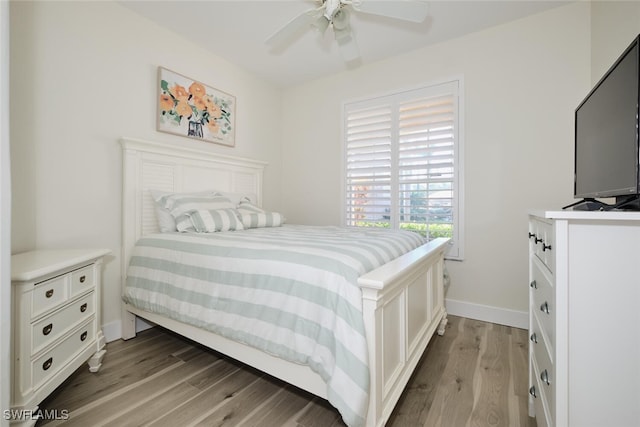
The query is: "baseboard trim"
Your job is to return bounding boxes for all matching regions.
[102,320,122,343]
[445,298,529,329]
[102,318,155,343]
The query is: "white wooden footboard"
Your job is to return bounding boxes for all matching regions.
[359,237,449,427]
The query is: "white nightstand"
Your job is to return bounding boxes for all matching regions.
[10,249,110,425]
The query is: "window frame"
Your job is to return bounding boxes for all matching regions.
[341,77,464,260]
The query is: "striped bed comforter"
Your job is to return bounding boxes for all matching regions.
[123,225,425,427]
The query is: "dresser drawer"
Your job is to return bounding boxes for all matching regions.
[32,275,69,319]
[530,356,552,427]
[70,265,94,296]
[31,318,96,391]
[531,259,555,346]
[531,312,555,419]
[32,292,95,354]
[530,219,555,274]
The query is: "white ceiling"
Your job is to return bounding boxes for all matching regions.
[120,0,569,88]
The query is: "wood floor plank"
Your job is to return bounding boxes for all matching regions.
[144,367,262,426]
[36,316,536,427]
[469,323,511,427]
[422,318,488,426]
[194,375,283,426]
[237,385,313,427]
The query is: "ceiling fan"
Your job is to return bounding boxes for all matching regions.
[265,0,429,63]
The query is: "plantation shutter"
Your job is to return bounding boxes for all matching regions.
[344,104,393,227]
[344,80,463,259]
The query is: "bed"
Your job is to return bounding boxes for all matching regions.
[120,137,449,427]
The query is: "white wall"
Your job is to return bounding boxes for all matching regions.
[281,3,591,325]
[9,1,283,339]
[591,1,640,83]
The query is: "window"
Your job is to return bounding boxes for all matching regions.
[343,79,463,259]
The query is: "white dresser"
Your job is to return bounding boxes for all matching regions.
[11,249,110,424]
[528,210,640,427]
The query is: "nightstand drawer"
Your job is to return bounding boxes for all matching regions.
[70,265,94,296]
[31,318,96,391]
[32,292,95,354]
[32,276,68,318]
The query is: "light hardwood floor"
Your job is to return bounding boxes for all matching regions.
[37,315,536,427]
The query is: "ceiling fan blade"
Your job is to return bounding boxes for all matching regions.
[353,0,429,23]
[266,8,323,48]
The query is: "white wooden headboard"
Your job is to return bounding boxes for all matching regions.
[120,137,267,279]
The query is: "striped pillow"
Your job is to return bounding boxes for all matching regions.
[238,211,285,229]
[236,199,284,228]
[159,193,235,232]
[185,208,244,233]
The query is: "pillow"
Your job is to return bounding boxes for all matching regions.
[158,192,235,232]
[185,208,244,233]
[236,199,266,214]
[149,190,221,232]
[238,211,285,229]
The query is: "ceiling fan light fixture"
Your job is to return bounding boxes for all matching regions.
[331,8,350,31]
[312,15,330,34]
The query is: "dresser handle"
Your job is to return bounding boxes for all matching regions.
[540,369,551,386]
[42,357,53,371]
[45,289,54,298]
[529,386,537,398]
[528,232,536,239]
[80,303,87,313]
[42,323,53,336]
[535,237,543,244]
[530,280,537,289]
[530,333,538,344]
[79,275,86,283]
[540,301,550,314]
[542,243,552,252]
[80,331,88,342]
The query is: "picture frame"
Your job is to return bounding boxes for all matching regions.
[157,67,235,147]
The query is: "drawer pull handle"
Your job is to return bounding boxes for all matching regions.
[535,237,543,244]
[45,289,54,298]
[43,357,53,371]
[80,331,88,342]
[42,323,53,336]
[540,301,550,314]
[529,385,537,398]
[540,369,551,386]
[530,280,537,289]
[79,275,86,283]
[80,303,87,313]
[530,333,538,344]
[542,243,552,252]
[528,232,536,239]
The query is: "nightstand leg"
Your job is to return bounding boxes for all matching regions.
[87,349,106,373]
[87,330,106,372]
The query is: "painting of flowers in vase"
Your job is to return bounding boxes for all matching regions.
[157,67,235,147]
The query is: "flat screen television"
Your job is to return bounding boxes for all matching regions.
[571,34,640,211]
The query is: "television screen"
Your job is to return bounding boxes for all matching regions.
[574,37,639,200]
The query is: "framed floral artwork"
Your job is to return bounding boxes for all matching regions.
[157,67,235,147]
